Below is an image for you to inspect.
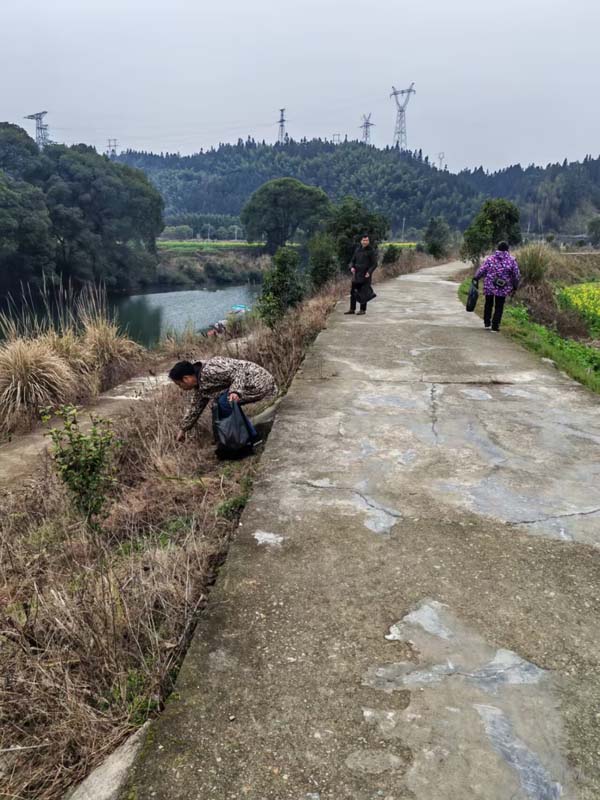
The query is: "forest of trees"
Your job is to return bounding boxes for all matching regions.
[0,123,164,295]
[460,158,600,235]
[119,139,482,236]
[119,138,600,236]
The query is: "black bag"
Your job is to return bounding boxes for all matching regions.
[466,279,479,312]
[212,400,252,453]
[356,283,377,305]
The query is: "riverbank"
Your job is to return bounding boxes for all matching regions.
[0,281,259,436]
[156,246,269,290]
[0,285,340,800]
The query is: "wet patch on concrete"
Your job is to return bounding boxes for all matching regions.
[364,601,571,798]
[475,704,563,800]
[357,395,417,410]
[397,449,418,466]
[436,477,600,547]
[460,388,492,401]
[253,530,285,546]
[500,387,538,400]
[293,478,403,536]
[386,599,452,641]
[362,708,404,739]
[462,421,508,465]
[364,650,546,694]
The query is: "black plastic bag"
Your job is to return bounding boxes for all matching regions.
[466,279,479,312]
[356,283,377,305]
[212,400,253,453]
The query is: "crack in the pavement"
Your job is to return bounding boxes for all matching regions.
[294,480,402,518]
[508,507,600,526]
[429,384,440,445]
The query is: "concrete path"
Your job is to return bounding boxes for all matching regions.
[125,263,600,800]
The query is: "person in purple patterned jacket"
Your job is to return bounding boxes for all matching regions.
[474,242,521,331]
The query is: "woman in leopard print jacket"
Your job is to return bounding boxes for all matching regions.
[169,357,277,441]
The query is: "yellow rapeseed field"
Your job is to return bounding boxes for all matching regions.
[560,282,600,333]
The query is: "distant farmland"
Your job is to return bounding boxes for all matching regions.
[157,240,263,253]
[158,240,417,254]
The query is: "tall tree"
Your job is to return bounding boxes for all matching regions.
[461,198,522,264]
[241,178,331,253]
[308,232,338,288]
[424,216,451,258]
[0,122,41,180]
[0,172,54,294]
[0,125,164,292]
[588,217,600,247]
[257,246,304,327]
[326,196,389,266]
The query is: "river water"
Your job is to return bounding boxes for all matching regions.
[111,284,261,347]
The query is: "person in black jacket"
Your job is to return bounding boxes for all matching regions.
[345,234,378,315]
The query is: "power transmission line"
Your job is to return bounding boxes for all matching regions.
[390,83,415,149]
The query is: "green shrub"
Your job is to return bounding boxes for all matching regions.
[424,216,451,259]
[204,260,237,284]
[309,232,338,288]
[382,244,400,264]
[257,247,304,328]
[43,405,120,523]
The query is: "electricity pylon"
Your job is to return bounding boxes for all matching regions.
[360,113,375,145]
[24,111,50,148]
[106,139,119,159]
[277,108,287,144]
[390,83,415,149]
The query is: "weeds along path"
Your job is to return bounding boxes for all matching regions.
[0,369,170,489]
[0,285,344,800]
[125,262,600,800]
[0,337,256,490]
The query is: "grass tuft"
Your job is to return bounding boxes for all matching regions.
[0,338,76,431]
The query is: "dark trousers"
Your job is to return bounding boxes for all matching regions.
[350,283,367,312]
[484,294,506,330]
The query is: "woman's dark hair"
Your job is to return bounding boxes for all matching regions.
[497,241,510,252]
[168,360,196,381]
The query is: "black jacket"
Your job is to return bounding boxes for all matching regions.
[349,245,377,283]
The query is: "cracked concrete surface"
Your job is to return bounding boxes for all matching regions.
[124,262,600,800]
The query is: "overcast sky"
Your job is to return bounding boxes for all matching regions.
[2,0,599,172]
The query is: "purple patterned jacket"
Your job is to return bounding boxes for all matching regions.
[474,251,521,297]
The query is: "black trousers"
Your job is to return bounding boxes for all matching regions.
[484,294,506,330]
[350,282,367,312]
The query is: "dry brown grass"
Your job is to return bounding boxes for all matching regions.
[0,287,144,433]
[0,338,77,433]
[0,276,350,800]
[375,248,438,281]
[0,258,438,798]
[0,385,248,800]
